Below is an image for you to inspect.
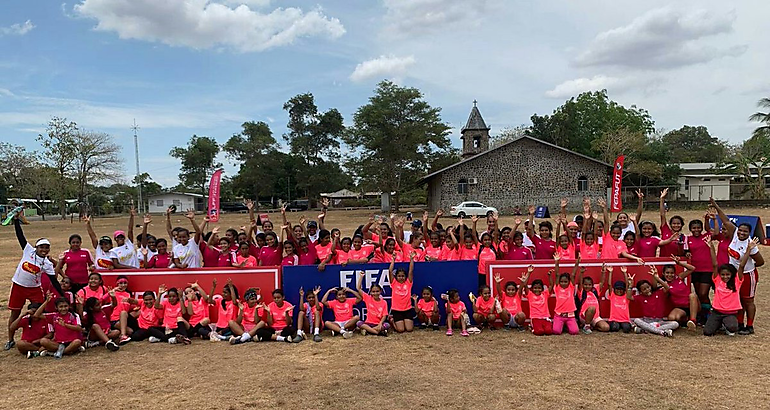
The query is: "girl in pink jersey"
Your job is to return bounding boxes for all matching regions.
[662,256,698,330]
[235,242,257,268]
[388,252,416,333]
[477,233,498,285]
[36,294,83,359]
[228,288,267,344]
[442,289,468,336]
[210,281,240,341]
[576,263,609,334]
[494,268,530,330]
[356,271,391,336]
[704,239,755,336]
[11,301,52,358]
[183,281,215,340]
[157,286,192,345]
[472,285,499,331]
[578,212,601,260]
[521,270,552,336]
[80,296,120,351]
[549,253,580,335]
[598,199,644,264]
[631,267,679,337]
[297,286,323,342]
[254,289,299,343]
[413,287,440,330]
[321,287,361,338]
[607,267,633,333]
[372,238,404,264]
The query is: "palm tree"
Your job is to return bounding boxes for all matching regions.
[749,97,770,137]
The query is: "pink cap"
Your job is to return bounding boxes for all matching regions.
[566,221,579,228]
[113,230,126,239]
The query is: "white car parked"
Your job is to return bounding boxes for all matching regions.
[450,201,498,218]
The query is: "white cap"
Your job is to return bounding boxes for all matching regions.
[35,238,51,247]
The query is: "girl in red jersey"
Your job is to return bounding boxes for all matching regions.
[80,296,120,351]
[281,240,300,266]
[10,301,52,358]
[607,267,633,333]
[356,271,391,336]
[505,231,534,261]
[598,199,644,264]
[658,189,685,257]
[472,285,498,331]
[477,233,498,286]
[576,263,609,334]
[389,252,416,333]
[704,239,756,336]
[297,286,323,342]
[143,238,173,268]
[372,238,403,263]
[526,205,557,260]
[413,287,440,330]
[442,289,468,336]
[37,294,83,358]
[662,256,698,330]
[258,232,283,266]
[494,268,531,330]
[55,233,94,292]
[632,267,679,337]
[321,287,361,338]
[183,281,215,340]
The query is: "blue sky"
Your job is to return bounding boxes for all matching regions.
[1,0,768,187]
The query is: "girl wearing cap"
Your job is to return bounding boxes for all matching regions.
[110,208,140,269]
[84,215,115,271]
[54,233,94,293]
[5,215,63,351]
[607,267,634,333]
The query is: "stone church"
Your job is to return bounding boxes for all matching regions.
[422,102,610,213]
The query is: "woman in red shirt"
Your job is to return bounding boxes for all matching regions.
[55,234,94,293]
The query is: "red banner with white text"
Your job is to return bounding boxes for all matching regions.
[611,155,625,212]
[207,169,223,223]
[487,258,685,319]
[101,267,280,322]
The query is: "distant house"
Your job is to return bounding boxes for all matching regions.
[677,163,734,201]
[147,192,206,213]
[421,102,611,213]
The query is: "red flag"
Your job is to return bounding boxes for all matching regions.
[207,169,223,223]
[611,155,625,212]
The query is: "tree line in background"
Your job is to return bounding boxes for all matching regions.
[2,84,770,214]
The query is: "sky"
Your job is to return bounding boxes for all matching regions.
[1,0,768,187]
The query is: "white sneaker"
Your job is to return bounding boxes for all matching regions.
[209,332,220,342]
[168,337,177,344]
[342,330,353,339]
[663,329,673,337]
[85,341,100,349]
[148,336,161,343]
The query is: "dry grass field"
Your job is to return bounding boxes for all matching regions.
[1,206,770,410]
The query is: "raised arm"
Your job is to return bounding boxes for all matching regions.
[84,215,98,249]
[165,206,174,242]
[127,207,136,244]
[570,255,581,284]
[186,209,202,244]
[739,239,760,281]
[634,190,644,225]
[620,267,633,300]
[408,252,415,282]
[659,188,668,228]
[388,254,396,283]
[597,198,609,234]
[356,271,366,295]
[519,266,534,296]
[470,215,479,245]
[709,197,735,238]
[650,266,669,292]
[13,217,27,249]
[431,210,443,232]
[671,255,695,279]
[320,289,333,307]
[141,214,151,249]
[525,205,536,240]
[598,263,606,291]
[318,199,328,231]
[362,214,375,241]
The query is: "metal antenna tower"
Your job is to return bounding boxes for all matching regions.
[131,119,142,213]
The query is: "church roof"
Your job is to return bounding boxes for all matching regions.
[420,135,610,183]
[461,102,490,133]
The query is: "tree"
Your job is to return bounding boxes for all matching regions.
[224,121,285,200]
[742,129,770,159]
[490,125,529,149]
[528,90,655,157]
[344,80,452,210]
[170,135,221,195]
[133,172,162,211]
[283,93,344,165]
[37,117,79,218]
[749,97,770,137]
[72,130,123,216]
[661,125,727,163]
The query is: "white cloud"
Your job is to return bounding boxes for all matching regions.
[0,20,35,36]
[575,7,746,69]
[218,0,271,8]
[73,0,345,53]
[546,76,625,99]
[0,88,15,97]
[381,0,489,37]
[350,55,416,83]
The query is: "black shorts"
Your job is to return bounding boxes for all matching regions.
[691,272,714,286]
[391,309,415,322]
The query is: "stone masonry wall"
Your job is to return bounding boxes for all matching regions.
[427,138,608,213]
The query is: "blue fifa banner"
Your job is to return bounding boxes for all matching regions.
[709,215,765,240]
[282,261,479,325]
